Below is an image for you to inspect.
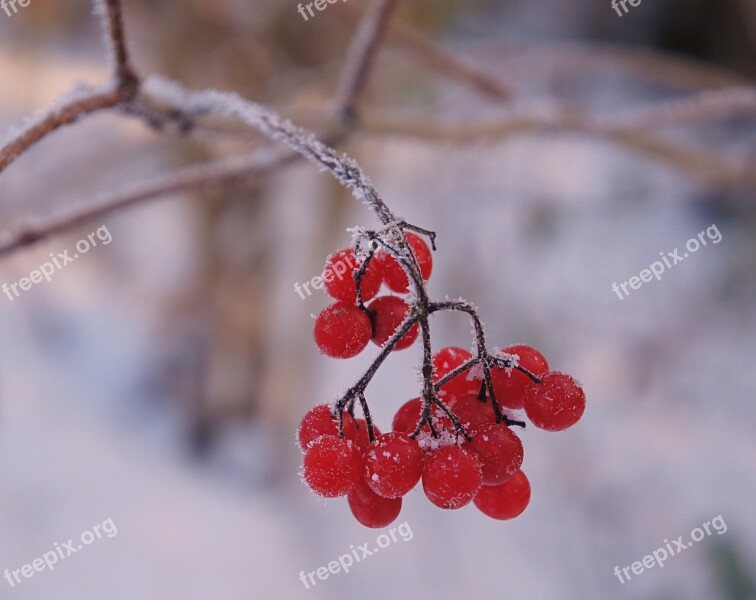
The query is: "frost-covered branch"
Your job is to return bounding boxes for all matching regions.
[2,0,755,261]
[140,77,398,225]
[0,0,141,175]
[0,87,122,175]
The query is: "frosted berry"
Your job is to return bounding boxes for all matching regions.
[364,432,424,499]
[323,247,382,304]
[392,398,453,437]
[297,404,358,452]
[491,345,549,409]
[392,398,422,435]
[368,295,419,350]
[474,470,531,520]
[379,232,433,293]
[467,423,523,485]
[303,435,363,498]
[432,346,479,401]
[447,394,493,436]
[313,302,372,359]
[422,445,482,509]
[348,478,402,528]
[524,371,585,431]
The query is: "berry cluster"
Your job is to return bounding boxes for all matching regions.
[313,232,432,359]
[300,224,585,528]
[298,343,585,527]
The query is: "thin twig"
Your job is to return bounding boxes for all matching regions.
[333,0,400,119]
[361,108,756,188]
[140,76,399,226]
[0,148,299,257]
[0,0,139,176]
[332,3,514,102]
[98,0,139,90]
[598,86,756,132]
[0,89,122,175]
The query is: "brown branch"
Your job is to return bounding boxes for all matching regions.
[0,89,122,175]
[1,0,753,270]
[600,129,756,188]
[333,0,401,119]
[502,43,752,93]
[600,86,756,132]
[98,0,139,91]
[0,0,141,177]
[360,107,756,188]
[386,22,515,102]
[0,148,299,257]
[332,3,514,103]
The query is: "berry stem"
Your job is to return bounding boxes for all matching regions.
[433,356,479,389]
[355,391,377,443]
[334,311,422,432]
[353,246,377,312]
[334,233,539,440]
[415,316,438,438]
[429,300,528,428]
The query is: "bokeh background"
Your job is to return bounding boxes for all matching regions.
[1,0,755,598]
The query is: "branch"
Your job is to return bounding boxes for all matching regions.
[140,76,398,225]
[599,86,756,132]
[333,0,400,119]
[360,105,756,188]
[0,0,140,176]
[0,88,123,175]
[332,2,514,103]
[0,148,299,257]
[96,0,139,91]
[504,43,751,93]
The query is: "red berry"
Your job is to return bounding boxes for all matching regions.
[447,394,493,436]
[392,398,422,435]
[474,470,531,520]
[422,445,482,509]
[313,302,372,359]
[354,419,382,451]
[348,478,402,528]
[432,346,479,401]
[392,398,453,437]
[368,295,419,350]
[524,371,585,431]
[491,345,549,410]
[323,247,382,304]
[297,404,359,452]
[467,423,524,485]
[379,232,433,293]
[302,435,363,498]
[364,432,424,499]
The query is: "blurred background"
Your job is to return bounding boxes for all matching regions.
[1,0,755,598]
